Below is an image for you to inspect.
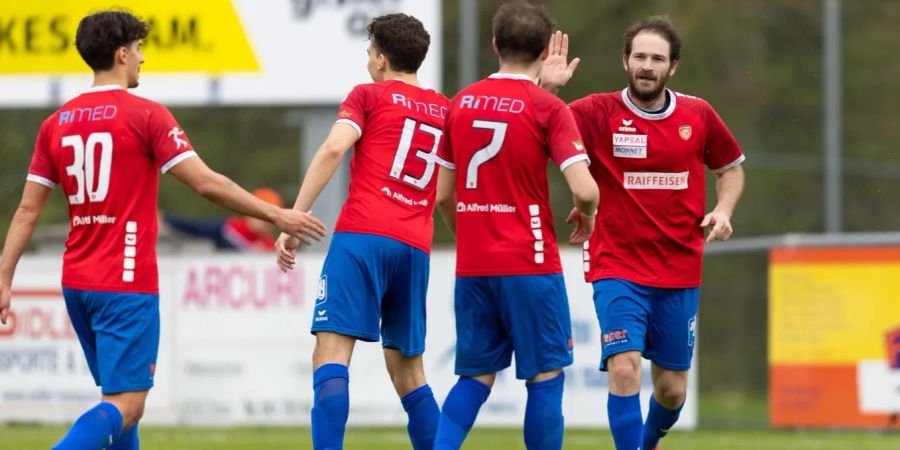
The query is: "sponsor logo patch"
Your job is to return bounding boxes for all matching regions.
[602,328,629,346]
[315,275,327,306]
[623,171,689,190]
[612,133,647,158]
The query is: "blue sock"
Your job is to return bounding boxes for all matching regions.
[643,395,682,449]
[52,402,123,450]
[311,363,350,450]
[524,372,565,450]
[607,392,643,450]
[109,424,139,450]
[434,377,491,450]
[401,384,440,450]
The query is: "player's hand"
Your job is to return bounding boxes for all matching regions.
[566,207,595,245]
[0,281,11,325]
[701,210,733,243]
[539,30,581,94]
[275,232,302,272]
[273,209,326,246]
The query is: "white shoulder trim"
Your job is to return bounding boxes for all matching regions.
[559,154,590,172]
[335,119,362,140]
[714,154,746,173]
[436,156,455,170]
[621,88,677,120]
[160,150,198,174]
[26,174,55,188]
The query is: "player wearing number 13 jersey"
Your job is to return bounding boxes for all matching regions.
[432,4,599,450]
[275,14,446,450]
[0,11,325,450]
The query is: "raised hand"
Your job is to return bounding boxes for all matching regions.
[540,30,581,93]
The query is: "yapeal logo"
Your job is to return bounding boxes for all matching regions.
[602,329,629,346]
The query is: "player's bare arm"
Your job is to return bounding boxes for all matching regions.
[539,30,580,94]
[167,157,326,244]
[561,161,598,244]
[276,121,359,271]
[701,164,745,242]
[0,181,52,324]
[435,166,457,236]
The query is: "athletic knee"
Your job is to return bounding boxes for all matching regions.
[654,382,687,408]
[607,354,641,388]
[104,395,146,429]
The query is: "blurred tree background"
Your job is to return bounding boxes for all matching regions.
[2,0,899,422]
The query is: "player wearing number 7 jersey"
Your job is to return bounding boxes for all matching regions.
[274,13,447,450]
[0,11,325,450]
[432,3,599,449]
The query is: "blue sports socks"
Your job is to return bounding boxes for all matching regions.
[400,384,441,450]
[523,372,566,450]
[52,401,123,450]
[109,424,139,450]
[311,363,350,450]
[643,395,683,450]
[608,392,643,450]
[434,376,491,450]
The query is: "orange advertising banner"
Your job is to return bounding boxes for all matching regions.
[769,247,900,428]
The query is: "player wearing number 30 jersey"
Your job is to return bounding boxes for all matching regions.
[275,13,446,450]
[0,11,325,450]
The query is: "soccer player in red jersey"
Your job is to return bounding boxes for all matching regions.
[432,3,599,449]
[0,11,324,450]
[275,14,448,450]
[541,16,746,450]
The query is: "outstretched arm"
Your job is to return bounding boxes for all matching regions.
[276,122,359,271]
[167,157,325,244]
[0,181,52,324]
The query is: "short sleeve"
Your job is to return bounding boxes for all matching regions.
[147,104,197,174]
[703,103,745,172]
[335,84,377,139]
[26,117,58,188]
[541,96,589,171]
[436,112,456,169]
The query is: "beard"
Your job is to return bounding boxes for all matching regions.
[627,69,668,103]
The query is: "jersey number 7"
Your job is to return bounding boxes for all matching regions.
[466,120,508,190]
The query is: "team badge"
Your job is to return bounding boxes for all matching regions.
[679,125,692,141]
[315,275,327,306]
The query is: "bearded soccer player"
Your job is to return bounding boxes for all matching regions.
[541,16,746,450]
[432,3,599,449]
[0,11,325,450]
[275,13,448,450]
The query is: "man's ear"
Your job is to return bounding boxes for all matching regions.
[668,59,679,77]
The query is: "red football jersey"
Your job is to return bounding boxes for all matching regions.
[333,80,450,253]
[440,74,589,276]
[27,85,196,294]
[569,88,745,288]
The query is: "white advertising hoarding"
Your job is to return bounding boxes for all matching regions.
[0,250,697,429]
[0,0,442,107]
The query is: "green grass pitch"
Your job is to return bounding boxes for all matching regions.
[2,426,897,449]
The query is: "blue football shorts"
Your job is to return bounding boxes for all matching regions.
[63,288,159,394]
[592,278,699,371]
[454,273,574,380]
[310,232,429,357]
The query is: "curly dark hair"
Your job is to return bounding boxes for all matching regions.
[623,15,682,61]
[75,11,150,71]
[492,2,555,64]
[367,13,430,74]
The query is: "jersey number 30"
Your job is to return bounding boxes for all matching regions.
[63,132,113,205]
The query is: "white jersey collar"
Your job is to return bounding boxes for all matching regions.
[84,85,125,94]
[489,73,536,83]
[621,87,676,120]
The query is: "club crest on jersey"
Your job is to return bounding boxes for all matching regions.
[679,125,692,141]
[573,140,584,151]
[315,275,327,306]
[168,127,188,149]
